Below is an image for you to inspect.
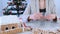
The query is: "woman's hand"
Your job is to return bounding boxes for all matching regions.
[30,13,43,20]
[27,13,57,22]
[28,13,43,21]
[45,14,56,20]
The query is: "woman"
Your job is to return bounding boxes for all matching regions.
[23,0,57,22]
[39,0,46,15]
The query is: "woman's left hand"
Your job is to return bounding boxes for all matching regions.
[45,14,56,20]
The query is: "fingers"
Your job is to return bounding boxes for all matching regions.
[28,13,56,21]
[45,14,56,20]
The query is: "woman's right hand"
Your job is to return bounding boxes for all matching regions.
[28,13,43,21]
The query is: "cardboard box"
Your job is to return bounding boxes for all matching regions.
[1,24,9,31]
[32,28,58,34]
[1,28,23,34]
[49,32,56,34]
[8,23,18,29]
[24,28,31,31]
[32,28,41,34]
[1,23,19,31]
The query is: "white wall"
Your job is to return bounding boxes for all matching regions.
[0,0,2,16]
[54,0,60,17]
[0,0,8,16]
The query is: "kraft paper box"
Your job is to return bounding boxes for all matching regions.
[24,27,32,32]
[0,15,23,34]
[1,23,18,31]
[32,28,60,34]
[32,28,42,34]
[0,28,23,34]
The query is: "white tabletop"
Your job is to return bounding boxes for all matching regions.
[26,20,60,31]
[17,31,32,34]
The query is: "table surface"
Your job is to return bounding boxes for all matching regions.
[18,20,60,34]
[26,20,60,31]
[17,31,32,34]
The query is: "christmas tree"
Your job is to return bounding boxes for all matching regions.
[3,0,27,17]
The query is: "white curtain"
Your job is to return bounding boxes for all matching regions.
[46,0,56,14]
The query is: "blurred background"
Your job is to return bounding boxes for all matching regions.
[0,0,60,17]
